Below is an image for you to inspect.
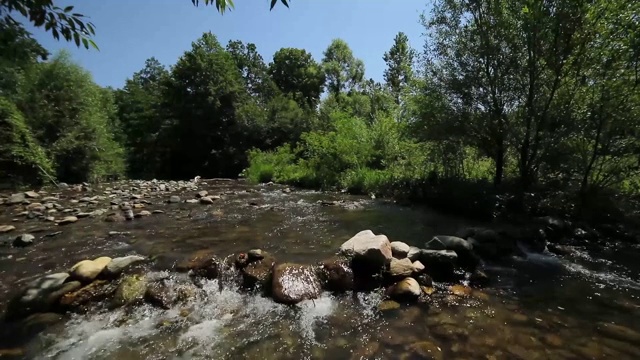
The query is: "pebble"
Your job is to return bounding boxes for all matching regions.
[13,234,35,247]
[56,216,78,225]
[0,225,16,233]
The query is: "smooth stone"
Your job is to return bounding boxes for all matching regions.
[105,213,126,222]
[8,193,26,205]
[56,216,78,225]
[175,249,220,279]
[70,257,112,282]
[186,199,198,204]
[75,212,92,218]
[247,249,265,261]
[389,258,414,277]
[450,284,472,297]
[24,191,40,199]
[134,210,151,218]
[5,273,81,320]
[378,300,401,311]
[196,190,208,198]
[168,196,181,203]
[390,241,410,258]
[108,231,130,237]
[412,260,425,273]
[271,263,322,304]
[318,257,354,292]
[102,255,146,277]
[0,225,16,233]
[59,280,118,310]
[152,210,165,214]
[386,277,421,302]
[13,234,35,248]
[408,341,443,360]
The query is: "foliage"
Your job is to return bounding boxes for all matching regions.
[269,48,325,108]
[322,39,365,97]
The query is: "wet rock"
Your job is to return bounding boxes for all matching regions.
[196,190,208,198]
[59,280,118,311]
[69,257,112,283]
[417,250,457,280]
[407,341,443,360]
[0,225,16,233]
[407,246,421,261]
[389,258,414,277]
[144,282,173,309]
[8,193,26,205]
[56,216,78,225]
[416,273,433,287]
[152,210,165,214]
[168,195,181,203]
[469,269,490,287]
[134,210,151,218]
[102,255,146,278]
[175,249,219,279]
[450,284,472,297]
[18,312,63,337]
[5,273,81,320]
[378,300,401,311]
[386,277,421,302]
[412,260,425,274]
[113,274,147,307]
[24,191,39,199]
[462,227,520,260]
[13,234,35,248]
[108,231,130,237]
[247,249,265,261]
[547,243,579,256]
[318,257,354,292]
[339,230,392,271]
[105,213,126,222]
[390,241,410,258]
[597,322,640,344]
[26,203,45,212]
[271,263,322,304]
[428,235,479,270]
[241,254,277,290]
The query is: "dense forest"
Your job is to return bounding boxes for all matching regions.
[1,0,639,222]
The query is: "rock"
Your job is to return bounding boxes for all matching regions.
[386,277,421,302]
[407,246,421,261]
[428,235,478,270]
[469,269,490,287]
[0,225,16,233]
[417,249,458,280]
[105,213,126,222]
[108,231,130,237]
[196,190,208,198]
[175,250,219,279]
[8,193,26,205]
[318,257,354,292]
[59,280,118,311]
[124,209,134,220]
[24,191,40,199]
[69,257,112,282]
[416,273,433,287]
[199,196,216,204]
[5,273,81,320]
[26,203,45,212]
[152,210,165,214]
[169,195,181,203]
[56,216,78,225]
[75,212,92,218]
[389,258,414,277]
[102,255,146,277]
[144,282,173,309]
[339,230,392,271]
[241,254,277,289]
[18,312,63,337]
[412,260,425,273]
[462,227,520,260]
[547,243,579,256]
[408,341,443,360]
[13,234,35,248]
[271,263,322,304]
[186,199,198,204]
[390,241,410,258]
[247,249,265,261]
[378,300,401,311]
[134,210,151,218]
[113,274,147,307]
[450,284,472,297]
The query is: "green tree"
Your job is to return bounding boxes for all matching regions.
[322,39,365,98]
[269,47,325,108]
[383,32,415,104]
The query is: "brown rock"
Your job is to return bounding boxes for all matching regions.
[175,249,219,279]
[389,258,414,277]
[408,341,443,360]
[271,263,322,304]
[59,280,118,310]
[386,277,421,302]
[70,257,112,282]
[241,253,276,289]
[56,216,78,225]
[450,284,472,297]
[318,257,354,292]
[104,213,126,222]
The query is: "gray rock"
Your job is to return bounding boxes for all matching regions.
[389,258,414,277]
[102,255,146,277]
[57,216,78,225]
[8,193,26,205]
[24,191,40,199]
[169,195,181,203]
[412,260,425,273]
[13,234,35,248]
[124,209,134,220]
[390,241,410,259]
[427,235,473,253]
[134,210,151,218]
[407,246,421,262]
[76,212,92,218]
[0,225,16,233]
[6,273,81,320]
[108,231,130,237]
[417,250,458,280]
[196,190,208,198]
[339,230,392,268]
[199,196,215,204]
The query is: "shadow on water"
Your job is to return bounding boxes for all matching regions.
[0,180,639,359]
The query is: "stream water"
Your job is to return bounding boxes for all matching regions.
[1,180,640,359]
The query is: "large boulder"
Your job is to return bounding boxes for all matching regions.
[69,257,112,283]
[385,277,421,302]
[271,263,322,304]
[459,227,521,260]
[416,250,458,281]
[318,257,354,292]
[6,273,81,320]
[339,230,392,273]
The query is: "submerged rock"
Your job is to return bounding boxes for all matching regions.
[271,263,322,304]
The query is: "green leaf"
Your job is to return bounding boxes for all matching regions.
[89,39,100,51]
[82,38,89,49]
[64,6,74,12]
[74,33,81,47]
[270,0,278,9]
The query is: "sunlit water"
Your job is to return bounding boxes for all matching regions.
[1,180,640,359]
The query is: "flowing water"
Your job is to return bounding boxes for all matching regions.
[1,180,640,359]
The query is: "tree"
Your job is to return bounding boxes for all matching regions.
[322,39,365,97]
[226,40,274,102]
[269,47,325,108]
[383,32,415,104]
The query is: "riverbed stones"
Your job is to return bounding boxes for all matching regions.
[199,196,216,204]
[105,212,126,222]
[169,195,181,203]
[24,191,39,199]
[58,280,118,311]
[339,230,392,272]
[5,273,82,320]
[271,263,322,304]
[389,258,414,277]
[0,225,16,233]
[241,253,277,289]
[175,249,219,279]
[102,255,146,278]
[416,250,457,280]
[390,241,410,259]
[26,203,44,212]
[56,216,78,225]
[69,257,112,283]
[386,277,421,302]
[196,190,208,198]
[8,193,26,205]
[135,210,151,218]
[318,257,354,292]
[113,274,147,307]
[13,233,35,247]
[412,260,425,274]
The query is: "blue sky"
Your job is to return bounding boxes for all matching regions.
[24,0,428,89]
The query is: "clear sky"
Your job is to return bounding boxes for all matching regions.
[23,0,428,89]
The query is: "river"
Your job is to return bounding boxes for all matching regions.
[1,179,639,359]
